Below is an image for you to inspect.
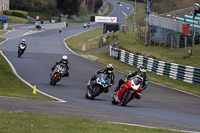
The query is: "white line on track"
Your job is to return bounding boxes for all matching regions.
[0,50,66,103]
[108,121,200,133]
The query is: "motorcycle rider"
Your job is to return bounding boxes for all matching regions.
[114,66,148,99]
[51,55,70,77]
[87,64,115,93]
[18,39,27,50]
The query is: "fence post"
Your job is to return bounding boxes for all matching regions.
[159,33,161,46]
[139,26,141,37]
[165,34,167,47]
[185,36,187,48]
[177,35,180,49]
[171,35,173,49]
[154,32,156,45]
[149,32,152,45]
[192,36,194,54]
[142,27,144,38]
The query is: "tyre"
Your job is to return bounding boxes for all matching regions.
[18,50,21,57]
[90,86,101,99]
[111,96,118,105]
[51,76,57,86]
[51,79,56,86]
[85,92,90,99]
[121,90,134,106]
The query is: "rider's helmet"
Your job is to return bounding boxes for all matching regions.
[62,55,68,64]
[22,39,26,44]
[138,66,147,77]
[106,64,114,73]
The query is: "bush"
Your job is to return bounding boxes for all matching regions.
[13,10,28,18]
[3,10,13,16]
[3,10,28,18]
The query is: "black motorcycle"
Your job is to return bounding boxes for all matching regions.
[18,44,26,57]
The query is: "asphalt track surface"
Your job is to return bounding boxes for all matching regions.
[0,1,200,132]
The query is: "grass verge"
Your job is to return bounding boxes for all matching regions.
[1,14,28,24]
[104,2,114,16]
[66,28,102,51]
[0,30,8,35]
[0,110,182,133]
[0,53,54,101]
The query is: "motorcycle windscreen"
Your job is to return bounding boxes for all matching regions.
[132,77,143,86]
[100,74,109,84]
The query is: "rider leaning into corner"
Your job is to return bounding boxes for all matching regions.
[87,64,115,93]
[18,39,27,49]
[114,66,148,99]
[51,55,70,77]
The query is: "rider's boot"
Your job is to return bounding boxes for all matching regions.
[113,94,119,102]
[114,86,120,92]
[135,92,141,99]
[87,80,91,89]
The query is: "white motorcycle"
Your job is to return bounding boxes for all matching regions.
[50,64,66,86]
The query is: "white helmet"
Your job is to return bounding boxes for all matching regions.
[22,39,26,42]
[62,55,68,64]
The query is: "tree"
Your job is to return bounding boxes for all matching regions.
[57,0,82,15]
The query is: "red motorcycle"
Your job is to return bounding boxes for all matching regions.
[112,76,143,106]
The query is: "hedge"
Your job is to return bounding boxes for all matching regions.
[3,10,28,18]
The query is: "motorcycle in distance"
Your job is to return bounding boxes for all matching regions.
[18,44,26,57]
[85,74,109,100]
[50,64,66,86]
[112,76,143,106]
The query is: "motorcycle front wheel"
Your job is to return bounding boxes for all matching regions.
[121,89,134,106]
[18,50,23,57]
[90,86,101,100]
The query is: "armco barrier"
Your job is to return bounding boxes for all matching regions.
[110,45,200,85]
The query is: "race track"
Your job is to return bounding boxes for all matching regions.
[0,0,200,132]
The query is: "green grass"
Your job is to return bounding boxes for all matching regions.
[104,3,114,16]
[0,110,182,133]
[0,30,8,35]
[1,14,28,23]
[28,11,52,20]
[6,27,14,30]
[0,54,54,101]
[66,28,102,51]
[0,37,7,42]
[117,1,147,25]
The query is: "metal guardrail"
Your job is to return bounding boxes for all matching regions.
[149,15,183,33]
[109,45,200,85]
[159,6,195,18]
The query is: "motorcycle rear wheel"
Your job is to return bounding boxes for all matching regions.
[111,95,118,105]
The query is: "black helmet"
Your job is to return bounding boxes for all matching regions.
[106,64,114,73]
[139,66,147,76]
[62,55,68,64]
